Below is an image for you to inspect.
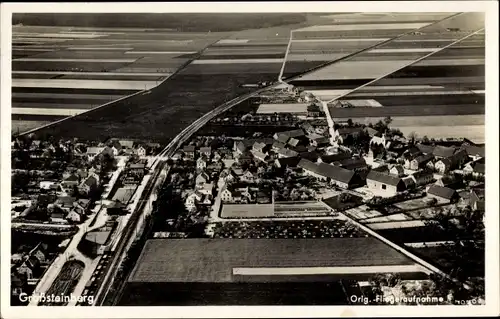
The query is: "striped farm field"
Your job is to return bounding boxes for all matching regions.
[13,61,133,72]
[15,58,138,63]
[12,92,125,100]
[12,79,158,90]
[12,103,94,110]
[12,108,88,116]
[295,22,432,32]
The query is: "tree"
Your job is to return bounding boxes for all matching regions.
[408,131,418,144]
[422,135,430,144]
[383,116,393,127]
[346,118,353,127]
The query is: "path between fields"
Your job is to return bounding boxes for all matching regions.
[233,264,426,275]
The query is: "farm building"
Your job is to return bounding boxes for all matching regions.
[366,171,405,196]
[432,146,456,159]
[120,238,421,305]
[256,103,309,115]
[274,156,301,169]
[426,185,458,204]
[389,165,405,177]
[406,154,434,170]
[410,170,435,187]
[298,159,357,189]
[463,160,485,177]
[317,153,351,164]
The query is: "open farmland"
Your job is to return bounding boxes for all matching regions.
[12,13,325,136]
[328,27,485,143]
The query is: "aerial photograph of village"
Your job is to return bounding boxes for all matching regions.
[5,8,493,311]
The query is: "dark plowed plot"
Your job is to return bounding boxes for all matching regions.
[424,47,485,59]
[59,74,165,81]
[375,76,484,87]
[12,114,67,122]
[377,225,458,244]
[12,73,59,79]
[329,104,484,118]
[119,282,349,305]
[198,54,285,60]
[12,61,133,72]
[12,87,138,95]
[389,65,484,78]
[178,63,282,75]
[20,50,129,59]
[31,73,279,142]
[13,13,308,32]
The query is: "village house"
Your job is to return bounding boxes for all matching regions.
[118,140,134,149]
[332,127,363,145]
[199,146,212,157]
[370,133,391,149]
[372,165,390,174]
[240,170,256,183]
[252,142,267,153]
[275,156,301,169]
[407,153,434,170]
[411,170,435,187]
[402,176,416,189]
[461,145,485,161]
[427,185,458,204]
[49,208,67,224]
[17,256,41,281]
[196,172,210,185]
[251,150,270,163]
[366,170,405,196]
[185,192,203,211]
[432,145,456,159]
[301,122,316,135]
[467,189,485,212]
[435,175,461,189]
[182,145,196,160]
[212,151,222,163]
[78,175,99,196]
[52,196,76,213]
[236,152,253,166]
[272,141,286,152]
[197,182,214,196]
[335,158,368,172]
[86,147,105,162]
[135,145,147,157]
[463,160,485,177]
[317,153,351,164]
[277,147,299,158]
[66,206,85,223]
[234,141,248,155]
[364,127,379,138]
[389,165,405,177]
[206,161,223,172]
[196,157,207,170]
[307,103,321,117]
[435,158,452,174]
[60,174,80,194]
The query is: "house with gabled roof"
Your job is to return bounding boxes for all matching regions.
[78,175,98,196]
[427,185,458,203]
[366,170,405,196]
[251,150,270,163]
[277,147,299,158]
[317,152,351,164]
[432,145,456,159]
[461,145,485,161]
[389,165,405,177]
[196,172,210,185]
[196,157,207,171]
[274,156,301,169]
[182,145,196,159]
[463,160,485,177]
[408,153,434,170]
[435,158,452,174]
[410,170,434,187]
[199,146,212,157]
[416,143,434,155]
[298,159,356,189]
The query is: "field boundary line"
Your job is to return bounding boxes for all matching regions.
[335,208,472,290]
[279,12,464,84]
[324,26,485,103]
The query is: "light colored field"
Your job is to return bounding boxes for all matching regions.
[124,51,197,54]
[364,213,412,224]
[362,85,445,90]
[292,38,390,42]
[306,89,351,97]
[233,265,422,275]
[15,58,138,63]
[342,99,383,107]
[256,103,309,114]
[192,58,283,64]
[12,103,93,109]
[296,60,410,80]
[13,32,106,38]
[349,91,481,97]
[113,67,179,73]
[415,58,485,66]
[11,108,86,116]
[335,114,485,126]
[12,79,156,90]
[287,53,346,61]
[367,48,439,53]
[369,220,426,230]
[66,47,134,50]
[398,126,484,144]
[12,70,172,76]
[295,22,430,32]
[12,92,124,100]
[12,47,55,51]
[217,39,250,44]
[13,37,69,42]
[11,120,53,134]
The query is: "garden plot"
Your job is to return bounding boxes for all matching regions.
[363,213,413,224]
[369,220,426,230]
[344,206,383,220]
[394,198,431,211]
